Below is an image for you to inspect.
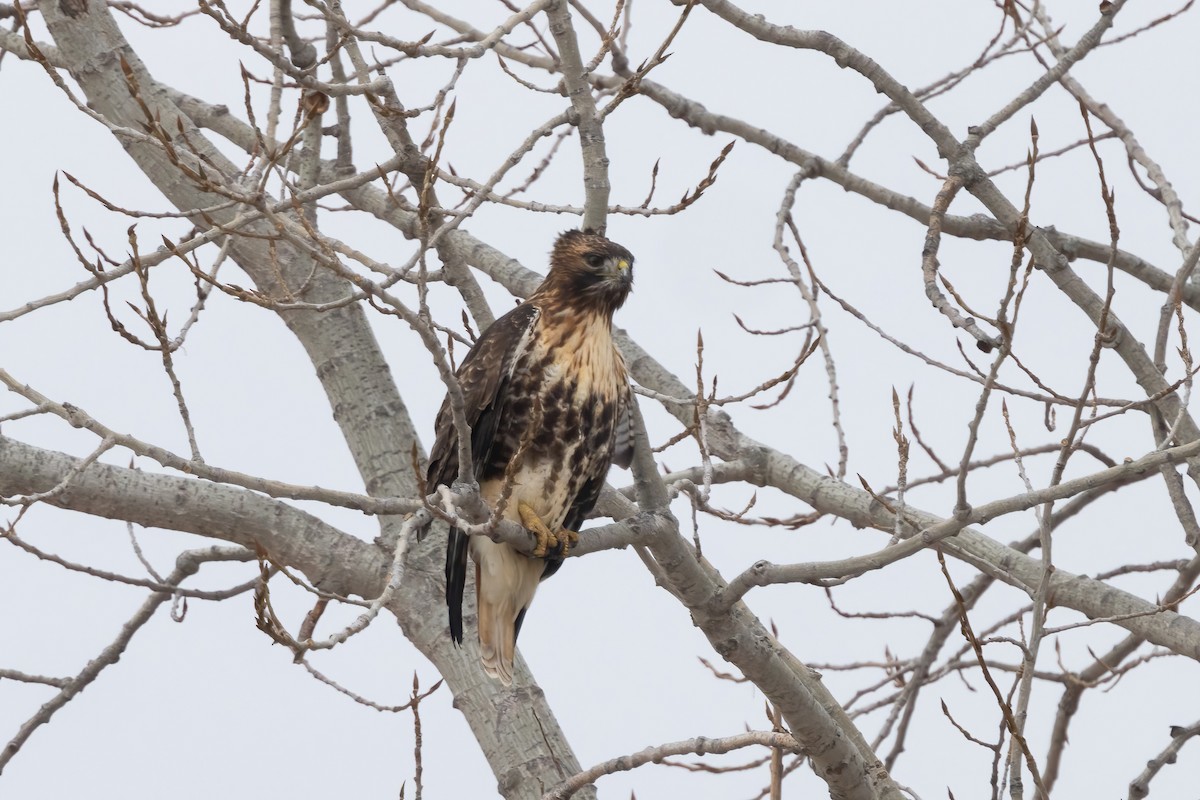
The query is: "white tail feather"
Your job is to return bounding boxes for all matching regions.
[471,537,543,686]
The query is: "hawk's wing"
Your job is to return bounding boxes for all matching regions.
[426,303,540,644]
[612,399,635,470]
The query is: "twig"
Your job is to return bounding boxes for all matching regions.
[0,546,253,773]
[544,731,801,800]
[1128,719,1200,800]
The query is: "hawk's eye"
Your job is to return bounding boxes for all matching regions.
[584,254,605,269]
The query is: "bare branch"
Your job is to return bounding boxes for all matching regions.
[0,546,253,773]
[545,731,801,800]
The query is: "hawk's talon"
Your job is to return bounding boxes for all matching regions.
[556,528,580,558]
[518,501,556,557]
[518,502,578,559]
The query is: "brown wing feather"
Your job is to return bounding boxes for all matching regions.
[612,396,635,469]
[427,303,540,644]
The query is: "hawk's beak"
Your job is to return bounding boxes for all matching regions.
[615,258,632,284]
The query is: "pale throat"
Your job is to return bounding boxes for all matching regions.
[542,311,624,398]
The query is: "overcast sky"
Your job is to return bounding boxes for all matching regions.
[3,2,1199,798]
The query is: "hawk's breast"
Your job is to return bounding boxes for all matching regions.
[479,309,628,528]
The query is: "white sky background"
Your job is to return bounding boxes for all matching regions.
[2,1,1199,798]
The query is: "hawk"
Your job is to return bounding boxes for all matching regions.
[426,229,636,685]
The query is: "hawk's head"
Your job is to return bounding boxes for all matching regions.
[543,229,634,316]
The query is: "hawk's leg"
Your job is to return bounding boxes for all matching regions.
[518,502,580,558]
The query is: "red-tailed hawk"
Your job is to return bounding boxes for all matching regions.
[426,229,635,685]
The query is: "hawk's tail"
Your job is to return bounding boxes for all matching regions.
[473,538,543,686]
[476,592,515,686]
[445,527,468,644]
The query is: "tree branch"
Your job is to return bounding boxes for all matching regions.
[546,0,610,232]
[0,545,254,773]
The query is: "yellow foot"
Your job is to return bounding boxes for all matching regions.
[556,528,580,557]
[518,502,580,558]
